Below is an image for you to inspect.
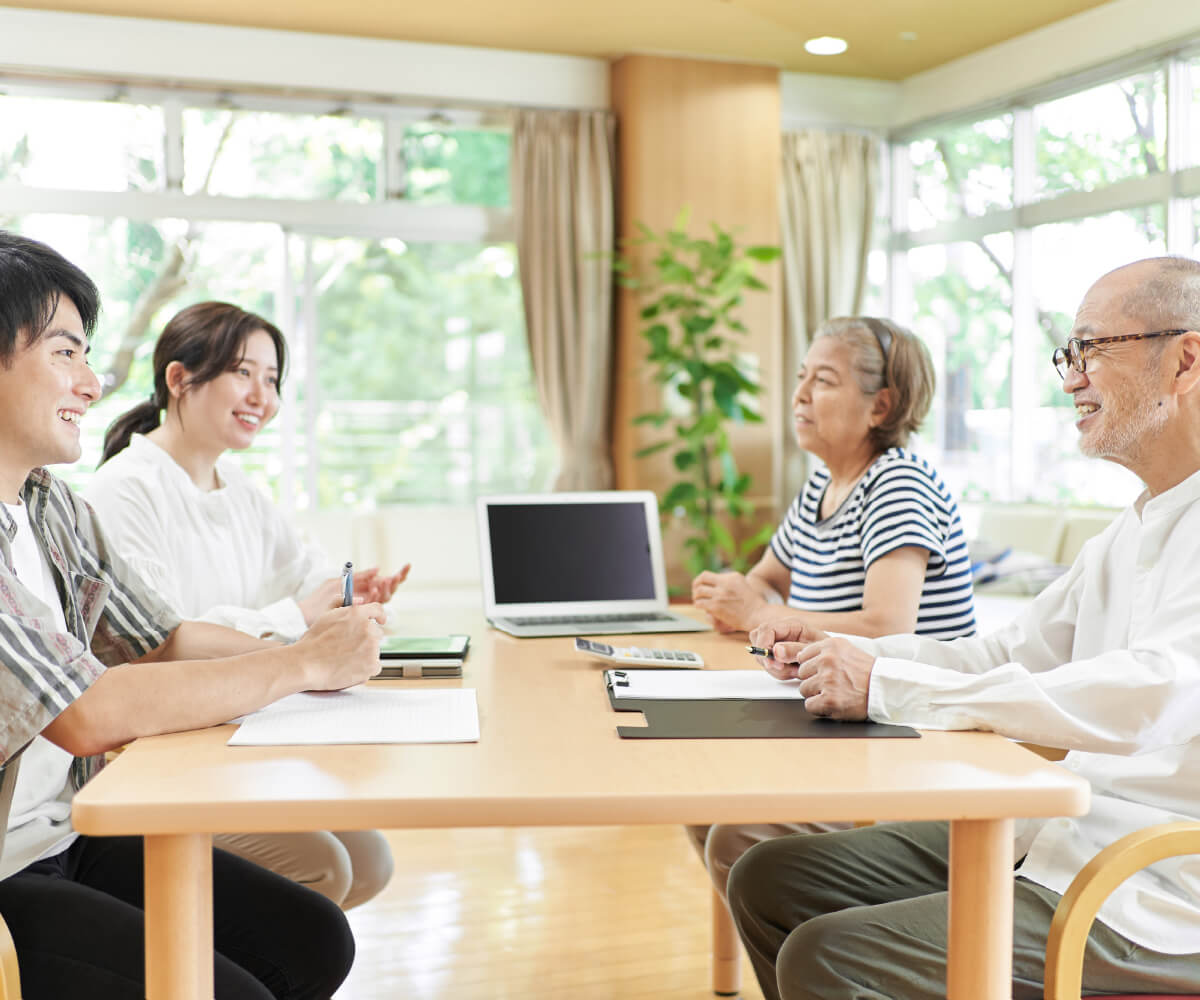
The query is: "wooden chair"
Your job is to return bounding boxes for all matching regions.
[1044,820,1200,1000]
[0,747,24,999]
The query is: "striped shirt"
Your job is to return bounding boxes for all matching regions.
[770,448,976,640]
[0,469,179,876]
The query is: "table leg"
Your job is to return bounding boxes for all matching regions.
[144,833,213,1000]
[947,818,1014,1000]
[711,887,741,996]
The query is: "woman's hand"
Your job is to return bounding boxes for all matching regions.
[353,565,410,604]
[298,578,349,625]
[692,570,768,632]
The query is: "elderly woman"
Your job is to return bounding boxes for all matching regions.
[688,315,977,896]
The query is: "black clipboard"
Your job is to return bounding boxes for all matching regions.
[606,673,919,740]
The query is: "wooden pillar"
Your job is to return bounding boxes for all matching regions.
[609,55,782,588]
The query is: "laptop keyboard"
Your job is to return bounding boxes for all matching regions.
[508,612,677,626]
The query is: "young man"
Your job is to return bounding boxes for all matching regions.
[0,229,387,998]
[729,256,1200,1000]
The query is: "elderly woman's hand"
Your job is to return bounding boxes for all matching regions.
[691,570,769,632]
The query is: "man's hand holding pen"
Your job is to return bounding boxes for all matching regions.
[747,621,876,721]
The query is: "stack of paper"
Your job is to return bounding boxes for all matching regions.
[606,669,803,700]
[229,688,479,745]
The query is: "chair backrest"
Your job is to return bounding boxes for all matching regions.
[0,744,27,1000]
[0,744,26,860]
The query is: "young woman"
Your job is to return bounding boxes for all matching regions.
[87,300,408,910]
[688,315,977,897]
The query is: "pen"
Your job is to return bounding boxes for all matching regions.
[341,561,353,607]
[746,644,771,657]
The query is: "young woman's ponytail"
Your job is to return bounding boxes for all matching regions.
[99,395,163,465]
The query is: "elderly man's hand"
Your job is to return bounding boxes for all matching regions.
[748,622,874,718]
[793,638,875,720]
[747,620,828,681]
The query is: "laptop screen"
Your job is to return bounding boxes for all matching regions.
[487,500,657,605]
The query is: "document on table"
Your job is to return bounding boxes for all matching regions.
[228,688,479,745]
[605,668,803,700]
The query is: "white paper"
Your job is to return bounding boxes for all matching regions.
[606,669,803,700]
[228,688,479,745]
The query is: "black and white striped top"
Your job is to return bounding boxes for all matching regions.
[770,448,976,640]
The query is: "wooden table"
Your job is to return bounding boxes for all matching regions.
[72,607,1089,1000]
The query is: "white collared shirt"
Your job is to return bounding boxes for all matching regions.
[85,434,331,641]
[863,467,1200,954]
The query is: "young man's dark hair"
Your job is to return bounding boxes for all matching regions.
[0,230,100,365]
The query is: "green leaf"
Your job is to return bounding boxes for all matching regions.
[632,411,669,427]
[682,314,716,336]
[711,519,736,559]
[720,451,739,490]
[745,245,781,262]
[673,449,697,471]
[634,441,670,458]
[740,523,777,555]
[643,323,670,357]
[743,275,768,291]
[640,303,661,319]
[713,371,741,418]
[672,205,692,233]
[662,481,700,509]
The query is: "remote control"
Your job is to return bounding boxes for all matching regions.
[573,637,704,667]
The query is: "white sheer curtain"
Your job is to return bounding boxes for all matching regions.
[779,129,880,500]
[511,109,617,491]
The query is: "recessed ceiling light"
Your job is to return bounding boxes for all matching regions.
[804,36,848,56]
[899,30,918,42]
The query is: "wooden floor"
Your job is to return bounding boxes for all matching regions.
[335,824,766,1000]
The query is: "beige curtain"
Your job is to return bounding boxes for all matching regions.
[779,129,880,500]
[511,109,617,491]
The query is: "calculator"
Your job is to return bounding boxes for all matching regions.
[573,637,704,667]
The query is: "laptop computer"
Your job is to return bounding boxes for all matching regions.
[477,491,711,638]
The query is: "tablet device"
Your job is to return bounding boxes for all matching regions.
[379,635,470,659]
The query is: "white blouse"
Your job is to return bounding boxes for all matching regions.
[85,434,332,641]
[861,466,1200,954]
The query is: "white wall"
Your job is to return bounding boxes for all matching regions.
[894,0,1200,129]
[0,6,609,110]
[779,73,898,132]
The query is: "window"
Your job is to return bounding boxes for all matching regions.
[907,238,1014,500]
[182,108,381,202]
[1029,208,1165,505]
[0,93,163,192]
[0,84,553,511]
[891,58,1187,508]
[1035,71,1165,200]
[907,115,1012,232]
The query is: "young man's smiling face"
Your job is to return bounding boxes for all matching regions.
[0,295,101,500]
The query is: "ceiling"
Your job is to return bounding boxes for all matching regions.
[2,0,1117,80]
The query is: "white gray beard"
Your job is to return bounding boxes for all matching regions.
[1080,377,1168,465]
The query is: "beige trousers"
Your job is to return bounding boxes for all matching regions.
[214,829,394,911]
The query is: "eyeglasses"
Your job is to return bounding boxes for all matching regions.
[1052,329,1189,380]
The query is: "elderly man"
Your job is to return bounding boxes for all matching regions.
[0,228,388,999]
[729,257,1200,1000]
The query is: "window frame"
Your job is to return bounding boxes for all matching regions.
[0,74,540,512]
[884,50,1200,503]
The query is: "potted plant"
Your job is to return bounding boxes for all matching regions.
[614,209,780,577]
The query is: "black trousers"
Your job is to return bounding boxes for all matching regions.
[0,835,355,1000]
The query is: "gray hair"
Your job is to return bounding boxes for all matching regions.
[1118,256,1200,330]
[813,316,935,452]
